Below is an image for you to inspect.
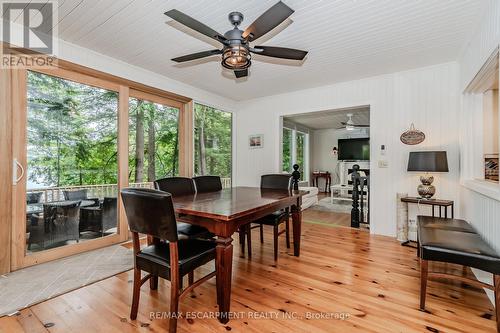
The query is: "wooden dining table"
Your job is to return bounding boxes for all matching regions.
[172,186,306,323]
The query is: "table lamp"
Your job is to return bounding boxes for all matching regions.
[407,151,448,199]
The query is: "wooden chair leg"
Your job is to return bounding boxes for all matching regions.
[285,218,290,249]
[420,259,428,310]
[188,271,194,286]
[247,224,252,259]
[238,226,245,256]
[273,224,279,261]
[260,224,264,243]
[169,283,179,333]
[130,268,141,320]
[169,243,180,333]
[150,275,158,290]
[494,274,500,333]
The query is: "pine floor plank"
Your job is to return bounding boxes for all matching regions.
[0,212,496,333]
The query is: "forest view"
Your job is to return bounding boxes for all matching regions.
[282,127,292,173]
[282,126,306,180]
[128,98,180,183]
[194,104,232,179]
[27,71,118,189]
[27,71,232,189]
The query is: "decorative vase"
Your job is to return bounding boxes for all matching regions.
[417,175,435,199]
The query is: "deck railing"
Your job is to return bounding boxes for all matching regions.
[27,178,232,203]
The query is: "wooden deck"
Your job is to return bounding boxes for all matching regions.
[0,215,496,332]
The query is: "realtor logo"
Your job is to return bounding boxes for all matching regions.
[1,1,58,67]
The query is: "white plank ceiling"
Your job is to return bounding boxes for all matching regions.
[284,106,370,130]
[5,0,487,101]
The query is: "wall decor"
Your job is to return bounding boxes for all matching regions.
[249,134,264,149]
[400,123,425,145]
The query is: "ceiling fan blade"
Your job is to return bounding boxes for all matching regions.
[341,122,370,127]
[242,1,294,42]
[234,69,248,78]
[172,49,222,63]
[252,46,307,60]
[165,9,227,43]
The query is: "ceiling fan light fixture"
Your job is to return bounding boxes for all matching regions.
[345,113,355,130]
[221,45,251,70]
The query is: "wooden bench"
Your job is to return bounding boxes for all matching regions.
[417,215,500,332]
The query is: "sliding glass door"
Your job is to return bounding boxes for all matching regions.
[25,70,119,254]
[9,62,194,271]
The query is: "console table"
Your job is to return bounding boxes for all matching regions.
[311,172,331,193]
[400,197,454,219]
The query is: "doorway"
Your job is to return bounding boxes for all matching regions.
[281,106,370,229]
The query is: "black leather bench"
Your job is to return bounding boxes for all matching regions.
[417,215,500,332]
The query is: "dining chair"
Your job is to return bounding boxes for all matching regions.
[79,197,118,236]
[193,175,252,257]
[121,188,216,333]
[193,175,223,193]
[154,177,214,240]
[243,174,292,261]
[62,189,99,206]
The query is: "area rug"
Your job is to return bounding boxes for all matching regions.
[0,244,133,317]
[310,197,353,213]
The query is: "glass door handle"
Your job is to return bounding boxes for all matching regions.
[12,158,24,185]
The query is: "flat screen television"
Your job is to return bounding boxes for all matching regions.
[338,138,370,161]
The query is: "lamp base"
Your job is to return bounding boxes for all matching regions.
[417,175,435,199]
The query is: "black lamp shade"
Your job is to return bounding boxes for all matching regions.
[407,151,449,172]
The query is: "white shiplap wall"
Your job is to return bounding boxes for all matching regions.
[459,0,500,91]
[235,62,460,237]
[458,0,500,254]
[458,0,500,304]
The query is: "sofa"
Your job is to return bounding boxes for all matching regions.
[298,186,319,210]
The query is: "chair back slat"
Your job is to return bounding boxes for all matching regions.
[121,188,178,242]
[261,174,292,191]
[193,176,223,193]
[154,177,196,197]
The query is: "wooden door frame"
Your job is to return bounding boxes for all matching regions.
[3,56,194,273]
[0,68,13,274]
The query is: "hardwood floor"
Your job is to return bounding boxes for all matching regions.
[304,192,359,228]
[0,222,496,333]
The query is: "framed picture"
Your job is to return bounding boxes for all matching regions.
[249,134,264,149]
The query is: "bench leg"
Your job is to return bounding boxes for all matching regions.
[420,259,428,310]
[495,274,500,333]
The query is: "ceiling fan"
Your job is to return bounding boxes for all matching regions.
[337,113,370,130]
[164,1,308,78]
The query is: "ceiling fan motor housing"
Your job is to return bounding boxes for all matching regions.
[228,11,244,27]
[222,19,251,70]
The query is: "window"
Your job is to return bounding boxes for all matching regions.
[194,103,232,187]
[483,89,499,182]
[282,127,293,173]
[26,70,119,252]
[281,123,309,181]
[296,132,306,181]
[128,97,180,183]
